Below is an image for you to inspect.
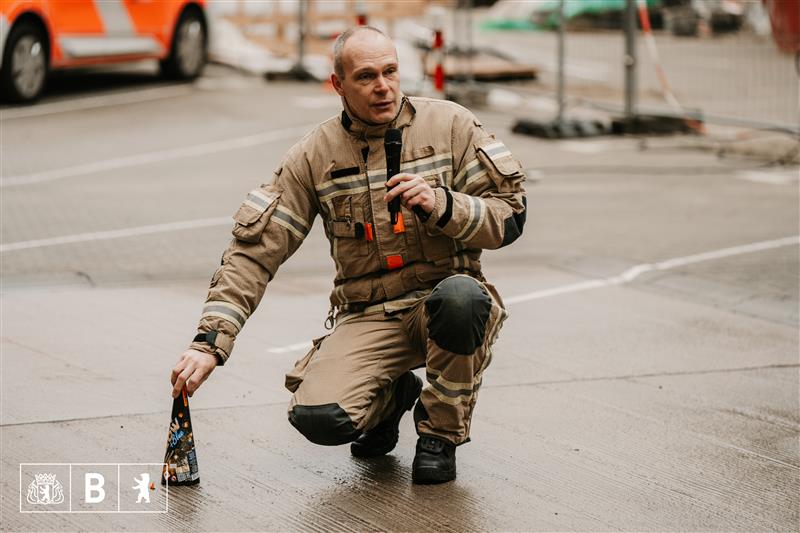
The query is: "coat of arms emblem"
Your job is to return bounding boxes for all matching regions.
[26,473,65,505]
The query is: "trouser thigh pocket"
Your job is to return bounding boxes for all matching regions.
[284,335,327,393]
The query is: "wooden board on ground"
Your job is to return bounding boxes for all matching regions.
[427,55,538,81]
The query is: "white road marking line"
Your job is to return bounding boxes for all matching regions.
[267,342,312,354]
[736,170,799,185]
[290,95,342,109]
[523,168,543,181]
[0,217,232,253]
[1,124,315,188]
[504,235,800,305]
[0,85,194,120]
[267,235,800,353]
[3,216,796,350]
[557,140,610,155]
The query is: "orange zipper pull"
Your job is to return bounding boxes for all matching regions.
[392,212,405,234]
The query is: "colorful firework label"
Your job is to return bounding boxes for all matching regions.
[161,388,199,486]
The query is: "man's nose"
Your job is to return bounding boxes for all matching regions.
[374,75,389,93]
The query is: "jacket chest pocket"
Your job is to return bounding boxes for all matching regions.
[328,193,378,277]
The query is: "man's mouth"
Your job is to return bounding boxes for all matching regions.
[373,101,393,109]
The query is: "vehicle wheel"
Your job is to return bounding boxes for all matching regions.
[1,21,48,103]
[160,9,206,80]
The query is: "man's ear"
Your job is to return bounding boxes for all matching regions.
[331,73,344,96]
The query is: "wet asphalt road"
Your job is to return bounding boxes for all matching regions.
[1,63,798,531]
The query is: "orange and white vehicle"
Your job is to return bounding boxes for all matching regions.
[1,0,208,103]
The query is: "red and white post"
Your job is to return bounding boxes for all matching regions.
[355,0,367,26]
[431,7,446,99]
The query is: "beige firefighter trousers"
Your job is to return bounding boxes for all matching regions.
[284,274,507,446]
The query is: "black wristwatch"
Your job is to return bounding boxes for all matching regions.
[193,331,225,366]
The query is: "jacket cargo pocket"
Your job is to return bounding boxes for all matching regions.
[476,139,524,191]
[232,185,282,243]
[284,335,327,393]
[329,193,377,278]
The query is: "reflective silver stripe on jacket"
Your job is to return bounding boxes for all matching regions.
[454,196,486,241]
[272,205,311,240]
[201,301,249,332]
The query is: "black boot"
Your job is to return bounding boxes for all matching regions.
[412,435,457,484]
[350,371,423,458]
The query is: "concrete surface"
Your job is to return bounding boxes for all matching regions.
[1,61,798,531]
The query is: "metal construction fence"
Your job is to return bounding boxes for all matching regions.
[208,0,800,136]
[452,0,799,135]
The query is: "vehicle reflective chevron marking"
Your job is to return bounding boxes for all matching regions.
[59,37,162,58]
[0,15,8,68]
[93,0,135,35]
[58,0,162,59]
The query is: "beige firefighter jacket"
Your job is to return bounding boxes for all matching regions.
[190,96,527,363]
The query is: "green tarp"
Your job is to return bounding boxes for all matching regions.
[481,0,661,31]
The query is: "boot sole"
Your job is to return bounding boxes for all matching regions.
[350,373,423,458]
[412,466,456,484]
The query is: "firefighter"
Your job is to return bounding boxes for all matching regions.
[170,26,527,484]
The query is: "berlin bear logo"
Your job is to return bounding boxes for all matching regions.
[132,473,151,504]
[27,473,65,505]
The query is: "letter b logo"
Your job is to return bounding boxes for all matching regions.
[72,465,116,511]
[84,473,105,503]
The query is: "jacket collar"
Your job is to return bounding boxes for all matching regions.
[340,95,415,139]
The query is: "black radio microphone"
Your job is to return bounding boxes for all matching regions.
[384,128,403,225]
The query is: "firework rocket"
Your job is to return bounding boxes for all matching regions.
[162,387,200,485]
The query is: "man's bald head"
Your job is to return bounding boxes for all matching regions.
[330,26,401,124]
[333,26,396,79]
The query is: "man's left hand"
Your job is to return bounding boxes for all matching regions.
[384,173,435,214]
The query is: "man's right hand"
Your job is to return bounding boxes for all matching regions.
[171,349,218,398]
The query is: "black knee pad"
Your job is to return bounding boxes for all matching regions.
[425,276,492,355]
[288,403,360,446]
